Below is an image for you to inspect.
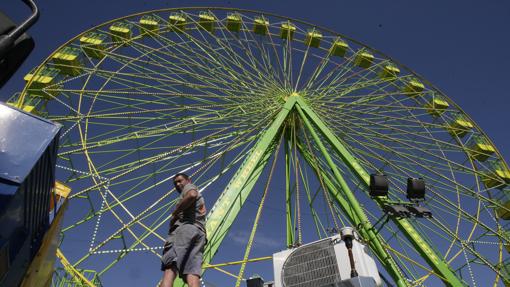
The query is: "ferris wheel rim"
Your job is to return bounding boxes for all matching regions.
[11,7,510,287]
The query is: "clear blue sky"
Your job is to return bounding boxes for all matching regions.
[2,0,509,160]
[1,1,509,286]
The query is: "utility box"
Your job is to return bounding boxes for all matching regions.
[0,102,61,286]
[273,233,381,287]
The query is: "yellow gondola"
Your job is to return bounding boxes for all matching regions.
[446,116,473,138]
[354,50,374,68]
[330,40,349,57]
[378,64,400,79]
[52,47,82,76]
[253,16,269,35]
[304,29,322,48]
[280,22,296,40]
[425,97,449,116]
[109,22,133,45]
[169,13,187,33]
[199,11,216,32]
[226,13,242,32]
[139,15,159,36]
[80,32,107,59]
[24,67,61,99]
[402,78,425,96]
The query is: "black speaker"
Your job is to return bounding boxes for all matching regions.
[406,178,425,201]
[247,276,264,287]
[369,174,388,197]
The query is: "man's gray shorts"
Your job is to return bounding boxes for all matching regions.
[161,224,206,278]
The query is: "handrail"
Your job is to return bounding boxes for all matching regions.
[0,0,39,59]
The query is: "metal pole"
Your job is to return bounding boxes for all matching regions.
[0,0,39,59]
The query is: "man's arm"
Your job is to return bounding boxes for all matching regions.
[172,188,198,218]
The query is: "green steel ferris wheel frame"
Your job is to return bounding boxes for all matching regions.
[11,7,504,286]
[192,94,466,287]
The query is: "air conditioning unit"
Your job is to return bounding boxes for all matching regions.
[272,228,382,287]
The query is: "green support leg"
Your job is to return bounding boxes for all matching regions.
[168,97,300,287]
[284,129,295,247]
[295,96,466,287]
[297,141,412,269]
[295,104,409,287]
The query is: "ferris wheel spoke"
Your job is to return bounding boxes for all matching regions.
[178,12,259,70]
[78,120,246,169]
[87,127,263,259]
[96,44,260,103]
[229,16,282,86]
[74,192,166,267]
[331,137,502,242]
[11,8,508,286]
[70,107,277,199]
[89,67,268,108]
[309,52,360,93]
[260,22,287,88]
[324,109,469,162]
[324,121,464,173]
[127,39,267,96]
[157,15,276,93]
[333,130,476,196]
[96,129,259,183]
[330,136,466,200]
[293,40,313,91]
[75,94,256,137]
[311,60,391,102]
[320,53,390,90]
[97,132,253,213]
[431,217,503,276]
[281,32,294,89]
[77,197,176,268]
[91,60,229,99]
[51,102,251,123]
[302,51,338,93]
[246,32,285,88]
[100,137,253,212]
[176,36,273,93]
[314,77,399,104]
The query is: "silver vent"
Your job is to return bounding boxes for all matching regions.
[281,238,341,287]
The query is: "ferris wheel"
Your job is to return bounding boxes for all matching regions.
[9,7,510,287]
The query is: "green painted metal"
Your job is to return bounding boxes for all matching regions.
[295,96,466,287]
[176,96,300,287]
[284,129,295,247]
[296,141,358,225]
[296,140,401,267]
[295,103,409,287]
[174,94,465,287]
[296,141,360,238]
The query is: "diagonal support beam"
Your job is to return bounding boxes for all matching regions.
[297,140,419,276]
[202,96,298,269]
[295,96,465,287]
[173,97,299,287]
[295,103,409,287]
[284,129,295,247]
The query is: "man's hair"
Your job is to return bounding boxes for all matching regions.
[173,172,190,182]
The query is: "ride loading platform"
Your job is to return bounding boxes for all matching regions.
[0,102,70,287]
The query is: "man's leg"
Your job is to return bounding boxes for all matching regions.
[182,227,206,287]
[161,266,178,287]
[185,274,200,287]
